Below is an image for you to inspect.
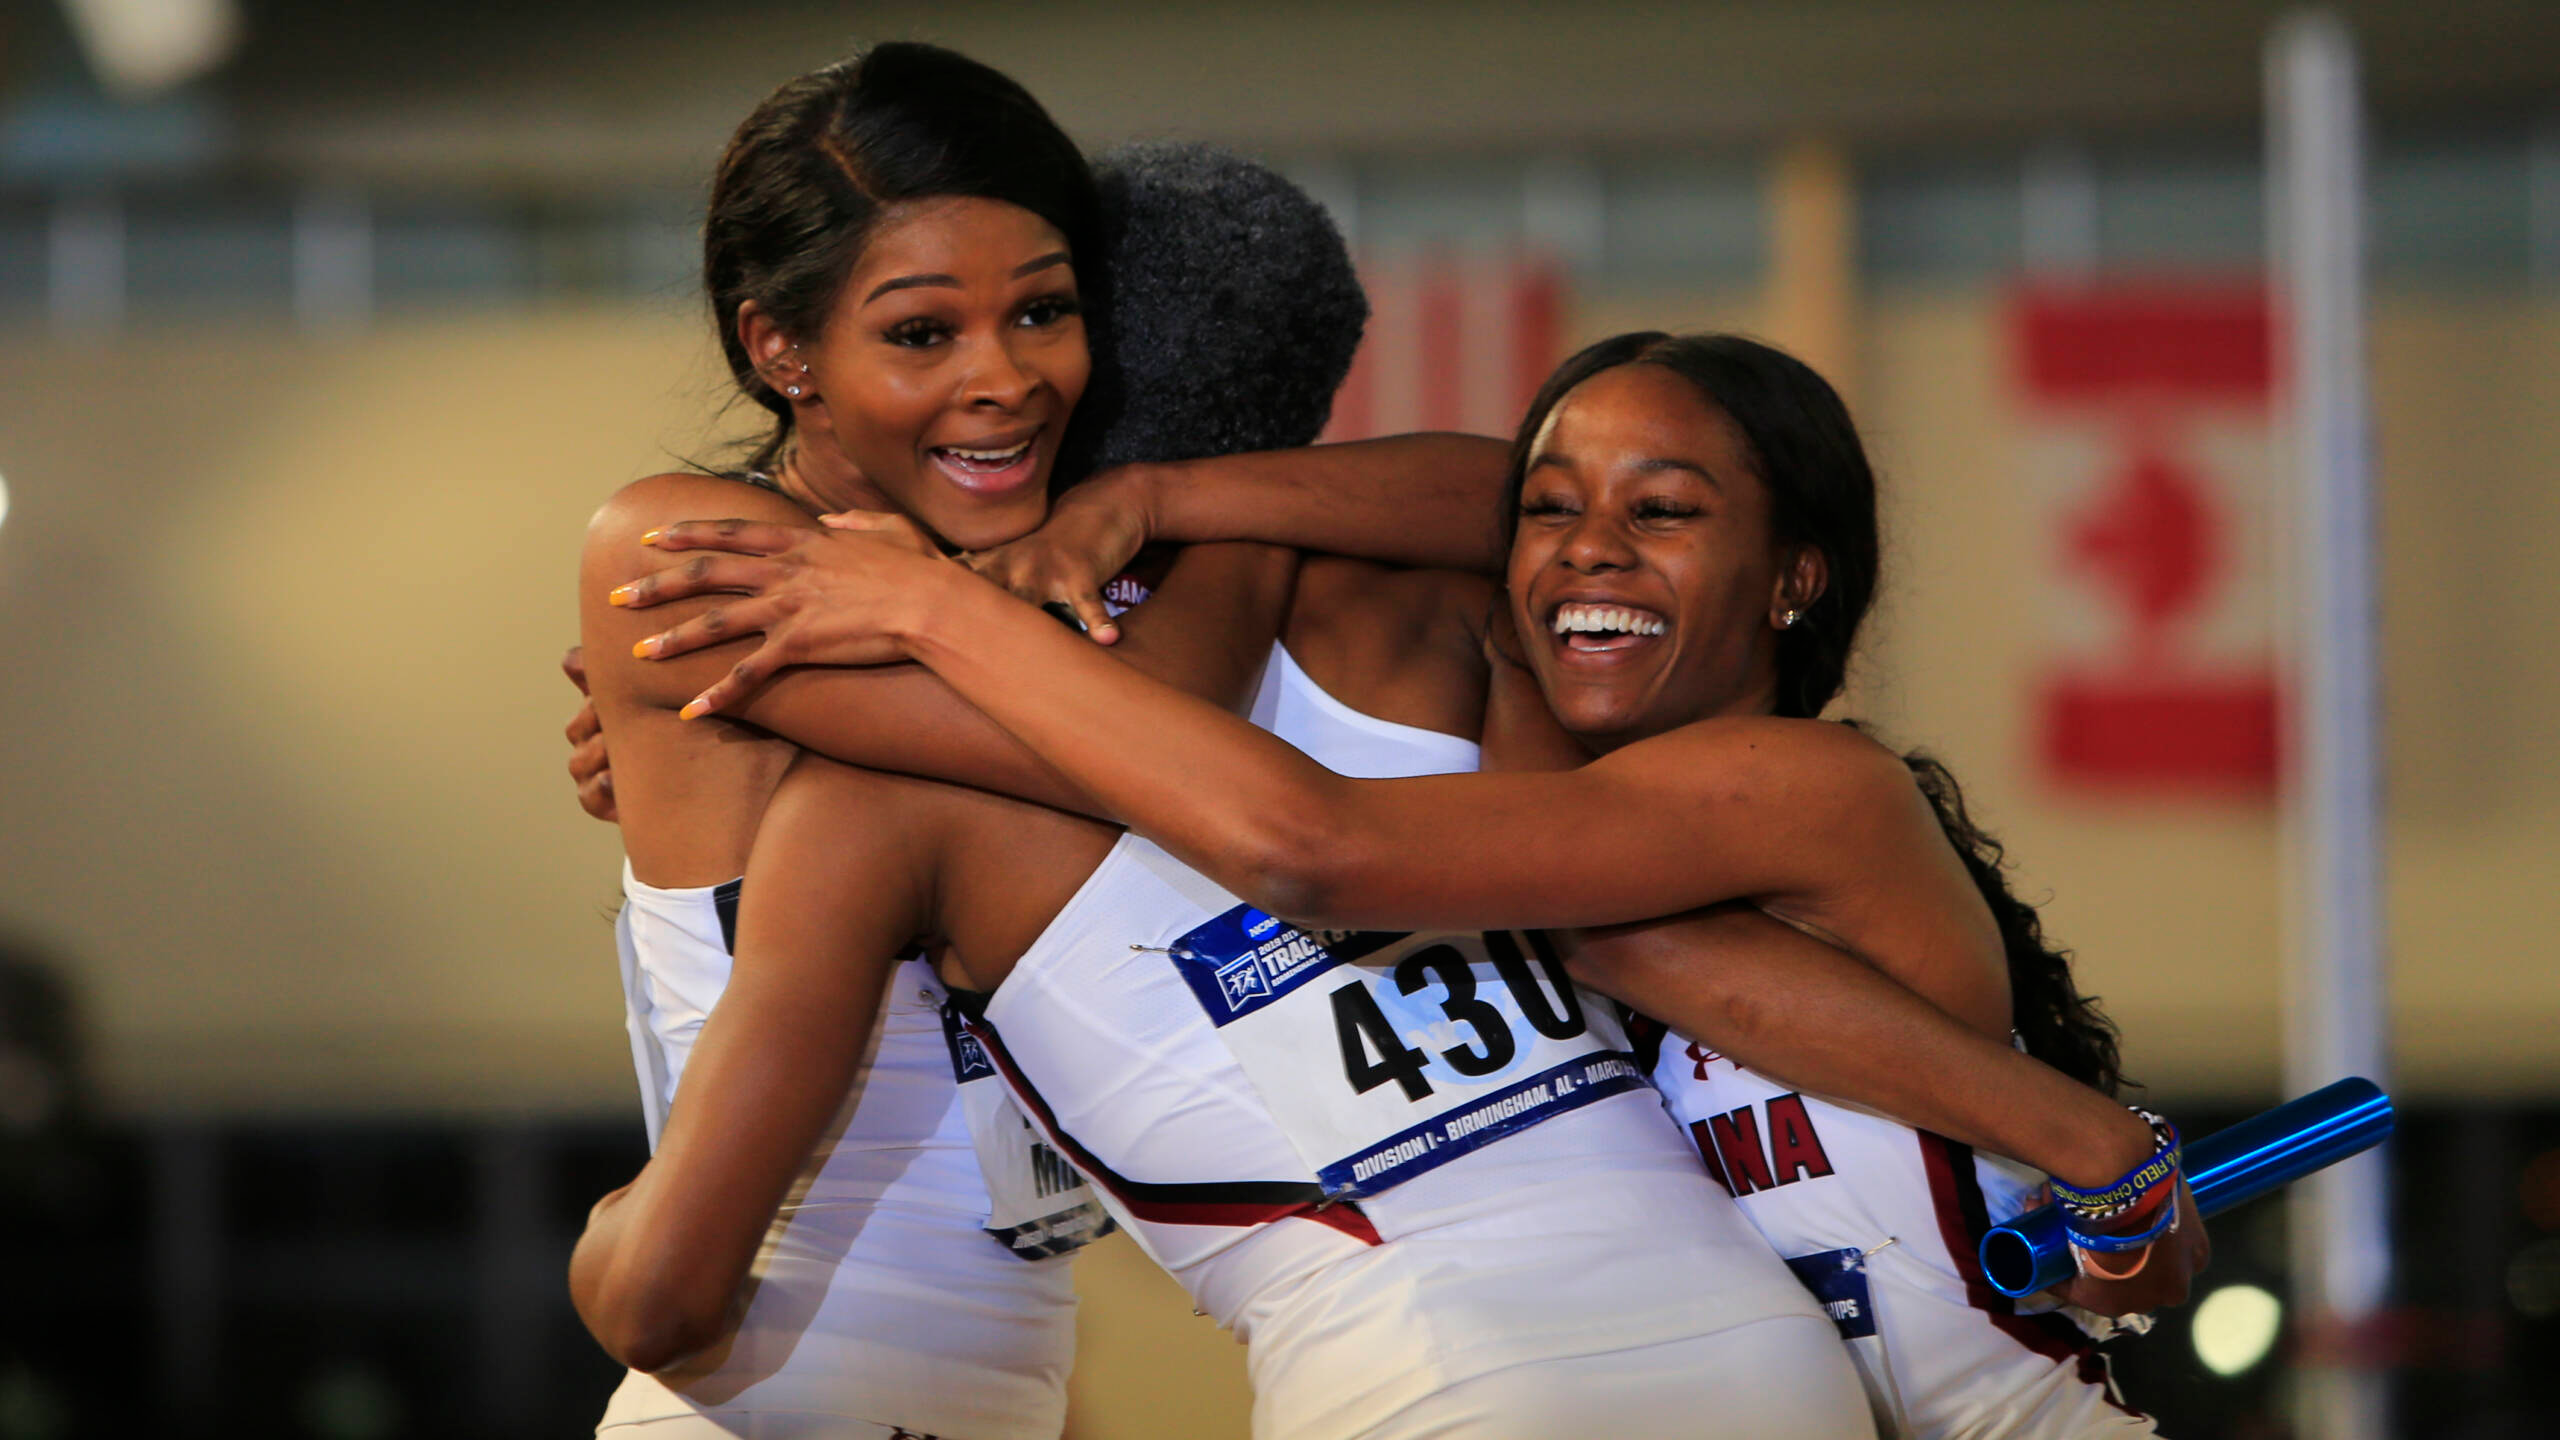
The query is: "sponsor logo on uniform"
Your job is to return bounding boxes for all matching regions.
[1103,575,1153,613]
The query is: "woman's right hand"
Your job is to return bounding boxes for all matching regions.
[561,646,616,823]
[942,465,1158,644]
[615,514,957,718]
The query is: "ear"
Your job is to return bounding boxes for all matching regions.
[1770,544,1828,629]
[736,302,814,407]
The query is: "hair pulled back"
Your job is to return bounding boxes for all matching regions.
[704,43,1101,477]
[1506,331,2125,1094]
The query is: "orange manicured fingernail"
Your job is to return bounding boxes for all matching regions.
[640,528,665,545]
[608,584,636,606]
[631,636,658,659]
[678,697,710,720]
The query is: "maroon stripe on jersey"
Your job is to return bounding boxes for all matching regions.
[1918,1132,2142,1415]
[964,1013,1382,1245]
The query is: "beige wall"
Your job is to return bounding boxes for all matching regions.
[1,291,2552,1119]
[2,286,2552,1437]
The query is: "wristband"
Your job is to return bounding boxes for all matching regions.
[2066,1190,2180,1254]
[2048,1109,2181,1223]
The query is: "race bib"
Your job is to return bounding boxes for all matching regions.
[1167,907,1646,1199]
[943,1003,1114,1259]
[1785,1247,1880,1340]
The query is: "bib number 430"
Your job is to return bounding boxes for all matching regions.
[1331,930,1586,1102]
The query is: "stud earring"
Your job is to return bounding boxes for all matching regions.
[785,384,803,398]
[1779,609,1801,629]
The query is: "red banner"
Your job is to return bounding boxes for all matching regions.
[2012,284,2280,796]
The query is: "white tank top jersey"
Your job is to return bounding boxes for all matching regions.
[959,644,1824,1439]
[1641,1025,2157,1438]
[599,867,1105,1439]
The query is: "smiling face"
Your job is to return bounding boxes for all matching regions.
[759,196,1090,551]
[1507,363,1821,749]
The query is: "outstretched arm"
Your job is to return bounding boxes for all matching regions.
[672,537,1920,933]
[1573,908,2206,1315]
[582,471,1294,817]
[962,434,1512,639]
[570,755,924,1373]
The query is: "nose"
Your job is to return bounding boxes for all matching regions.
[1556,510,1637,574]
[960,329,1041,412]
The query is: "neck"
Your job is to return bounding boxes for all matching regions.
[1569,674,1783,754]
[772,441,891,520]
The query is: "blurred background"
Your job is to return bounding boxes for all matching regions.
[0,0,2554,1435]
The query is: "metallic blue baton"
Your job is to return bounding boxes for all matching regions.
[1978,1076,2394,1299]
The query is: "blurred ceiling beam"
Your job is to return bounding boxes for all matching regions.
[194,0,2560,189]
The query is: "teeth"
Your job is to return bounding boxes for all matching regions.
[944,442,1031,463]
[1551,603,1666,638]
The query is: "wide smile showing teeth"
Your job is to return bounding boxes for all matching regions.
[1551,602,1668,652]
[930,436,1041,493]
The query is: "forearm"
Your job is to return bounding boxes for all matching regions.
[569,1177,752,1373]
[1568,916,2155,1190]
[738,543,1293,817]
[900,567,1357,910]
[1133,434,1511,572]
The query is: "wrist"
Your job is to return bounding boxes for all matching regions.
[899,555,972,650]
[1105,460,1172,543]
[2053,1104,2166,1193]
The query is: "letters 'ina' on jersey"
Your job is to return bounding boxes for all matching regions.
[943,1002,1116,1259]
[1167,907,1649,1199]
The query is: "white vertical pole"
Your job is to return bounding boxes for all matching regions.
[2021,141,2100,281]
[2268,12,2391,1440]
[48,189,125,338]
[293,185,373,333]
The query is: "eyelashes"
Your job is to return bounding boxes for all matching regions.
[881,294,1081,348]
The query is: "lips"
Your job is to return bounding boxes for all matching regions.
[1548,600,1669,654]
[929,430,1044,497]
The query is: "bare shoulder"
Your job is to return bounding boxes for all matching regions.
[1637,715,1913,803]
[1297,555,1496,634]
[1288,555,1493,738]
[582,471,812,586]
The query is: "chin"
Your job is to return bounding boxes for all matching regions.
[932,491,1051,552]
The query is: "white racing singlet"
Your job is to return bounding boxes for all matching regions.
[960,645,1829,1439]
[600,866,1107,1439]
[1643,1025,2158,1438]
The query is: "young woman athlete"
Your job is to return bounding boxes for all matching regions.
[576,105,1885,1431]
[618,333,2208,1436]
[566,50,1372,1439]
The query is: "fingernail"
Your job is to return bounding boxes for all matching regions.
[608,584,636,606]
[679,697,710,720]
[631,636,658,659]
[640,528,664,545]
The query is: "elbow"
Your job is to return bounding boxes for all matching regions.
[580,1265,735,1375]
[1222,792,1359,929]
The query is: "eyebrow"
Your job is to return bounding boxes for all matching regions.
[1631,456,1723,490]
[1526,451,1721,489]
[863,251,1074,305]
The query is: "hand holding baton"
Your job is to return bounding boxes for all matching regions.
[1980,1076,2395,1299]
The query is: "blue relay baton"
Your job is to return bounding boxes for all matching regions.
[1978,1076,2394,1299]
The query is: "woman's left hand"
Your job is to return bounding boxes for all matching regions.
[609,512,951,717]
[2054,1177,2210,1321]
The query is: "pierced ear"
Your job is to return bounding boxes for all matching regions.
[736,302,813,404]
[1772,545,1829,629]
